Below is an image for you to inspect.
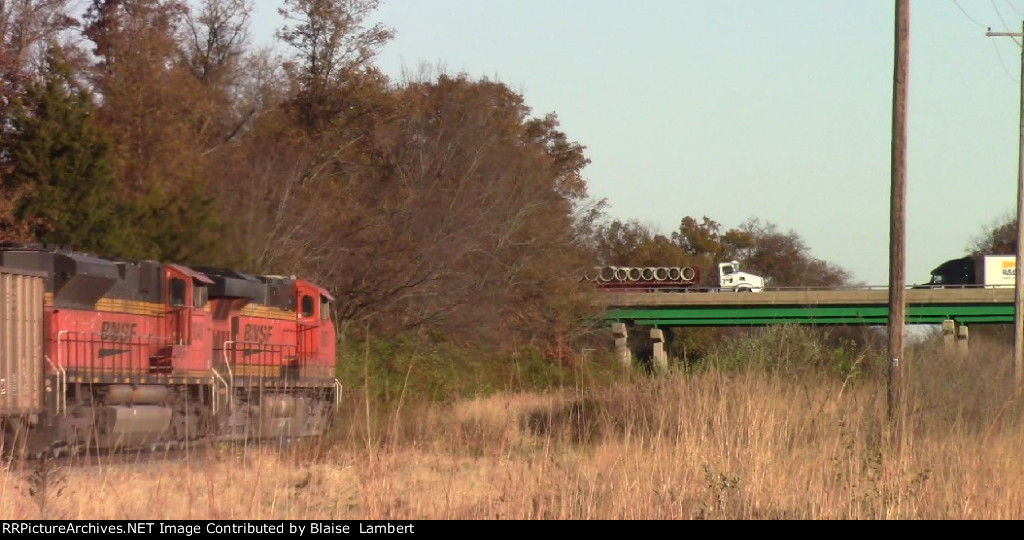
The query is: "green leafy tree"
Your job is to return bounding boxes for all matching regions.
[0,45,132,253]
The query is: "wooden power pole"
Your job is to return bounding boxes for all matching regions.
[986,21,1024,396]
[888,0,909,427]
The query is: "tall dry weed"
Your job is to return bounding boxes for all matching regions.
[4,327,1024,518]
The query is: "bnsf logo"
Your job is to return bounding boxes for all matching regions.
[101,322,137,342]
[243,324,273,343]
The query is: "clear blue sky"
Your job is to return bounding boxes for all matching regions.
[252,1,1024,287]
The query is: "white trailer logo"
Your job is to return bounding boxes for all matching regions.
[983,255,1017,288]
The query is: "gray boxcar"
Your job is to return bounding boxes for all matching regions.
[0,267,44,415]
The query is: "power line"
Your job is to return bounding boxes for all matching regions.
[954,0,1021,78]
[992,34,1020,82]
[993,0,1017,35]
[955,0,989,27]
[959,0,1024,80]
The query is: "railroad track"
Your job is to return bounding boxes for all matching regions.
[2,435,328,475]
[3,441,222,476]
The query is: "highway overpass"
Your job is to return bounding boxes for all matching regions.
[596,287,1017,327]
[593,286,1011,369]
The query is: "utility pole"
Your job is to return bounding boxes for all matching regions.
[986,21,1024,395]
[888,0,909,428]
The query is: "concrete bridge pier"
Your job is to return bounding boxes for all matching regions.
[941,319,956,348]
[941,319,969,353]
[651,328,668,373]
[612,322,631,367]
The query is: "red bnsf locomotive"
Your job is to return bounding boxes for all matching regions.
[0,243,340,456]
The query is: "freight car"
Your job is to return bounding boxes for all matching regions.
[0,243,341,457]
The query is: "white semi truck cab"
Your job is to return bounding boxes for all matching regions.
[718,260,766,292]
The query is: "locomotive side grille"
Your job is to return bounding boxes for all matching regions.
[0,268,45,414]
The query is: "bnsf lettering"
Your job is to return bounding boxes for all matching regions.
[243,324,273,343]
[100,322,137,343]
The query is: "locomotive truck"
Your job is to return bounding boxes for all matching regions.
[585,260,767,292]
[922,254,1016,288]
[0,243,341,457]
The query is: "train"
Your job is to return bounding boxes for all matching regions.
[0,243,341,457]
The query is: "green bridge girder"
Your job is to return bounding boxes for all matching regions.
[595,287,1018,327]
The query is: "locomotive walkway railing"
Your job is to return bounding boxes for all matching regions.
[218,340,299,379]
[55,330,170,377]
[45,353,65,415]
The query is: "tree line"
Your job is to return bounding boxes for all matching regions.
[1,0,865,357]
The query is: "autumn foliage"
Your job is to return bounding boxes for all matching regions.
[0,0,857,358]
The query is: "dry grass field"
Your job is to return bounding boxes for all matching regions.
[4,327,1024,520]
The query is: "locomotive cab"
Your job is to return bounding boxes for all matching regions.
[155,264,213,373]
[295,281,336,380]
